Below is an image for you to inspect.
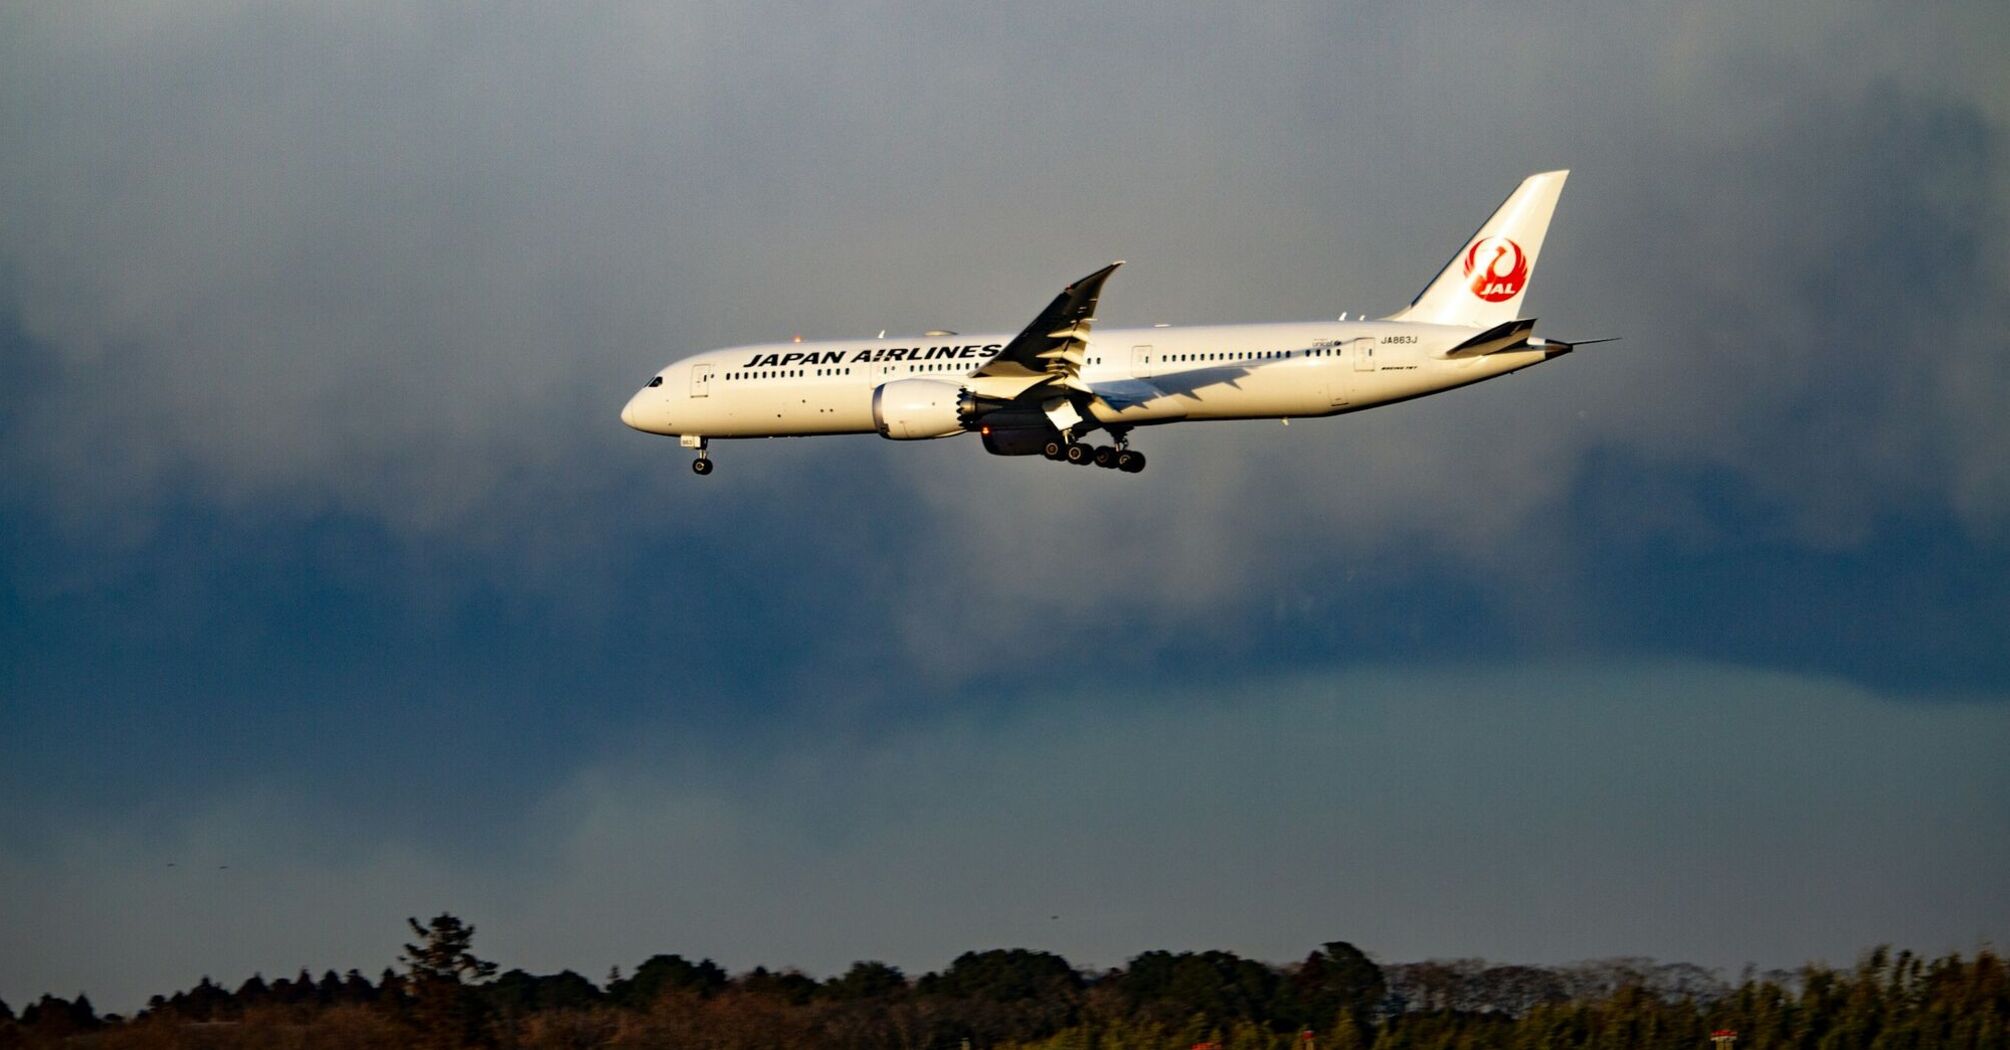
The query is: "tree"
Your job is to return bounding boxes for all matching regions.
[316,969,345,1004]
[487,969,603,1015]
[342,968,378,1004]
[1307,941,1386,1022]
[918,949,1086,1045]
[235,972,271,1009]
[404,914,499,985]
[18,994,99,1039]
[608,954,729,1007]
[400,913,498,1049]
[1118,950,1279,1026]
[922,949,1083,1003]
[169,976,234,1021]
[739,966,819,1006]
[823,960,909,1001]
[379,966,410,1013]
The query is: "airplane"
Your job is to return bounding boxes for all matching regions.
[621,170,1597,475]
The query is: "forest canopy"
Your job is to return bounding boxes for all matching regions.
[2,919,2002,1049]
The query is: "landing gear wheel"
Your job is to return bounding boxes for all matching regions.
[1042,439,1065,460]
[1064,443,1094,465]
[691,457,714,476]
[1118,451,1146,473]
[1093,445,1119,468]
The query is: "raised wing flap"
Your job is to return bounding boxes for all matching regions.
[973,262,1124,387]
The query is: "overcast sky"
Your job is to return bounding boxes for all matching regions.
[3,0,2008,1014]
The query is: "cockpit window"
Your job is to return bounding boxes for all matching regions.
[646,376,663,387]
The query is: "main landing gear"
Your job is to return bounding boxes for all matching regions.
[1041,432,1146,473]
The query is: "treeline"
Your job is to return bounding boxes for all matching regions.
[1,917,2003,1049]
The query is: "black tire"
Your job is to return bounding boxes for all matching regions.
[1120,451,1146,473]
[1093,445,1118,468]
[1064,443,1092,464]
[691,458,714,476]
[1115,449,1139,472]
[1042,439,1065,460]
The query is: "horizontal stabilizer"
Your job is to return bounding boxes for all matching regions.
[1438,318,1537,358]
[1526,335,1617,358]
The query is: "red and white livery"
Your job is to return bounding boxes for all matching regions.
[622,171,1590,475]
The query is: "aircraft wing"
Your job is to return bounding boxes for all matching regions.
[971,262,1124,392]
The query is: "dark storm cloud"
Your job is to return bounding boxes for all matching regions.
[3,0,2008,1014]
[2,3,2005,578]
[5,661,2006,1013]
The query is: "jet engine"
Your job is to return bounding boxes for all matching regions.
[871,379,976,439]
[970,407,1063,456]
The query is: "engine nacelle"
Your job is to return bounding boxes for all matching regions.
[977,425,1061,457]
[871,379,974,440]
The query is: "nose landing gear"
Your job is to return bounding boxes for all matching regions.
[681,435,713,476]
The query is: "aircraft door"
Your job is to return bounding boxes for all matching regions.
[1131,344,1155,379]
[1329,337,1376,407]
[690,363,716,397]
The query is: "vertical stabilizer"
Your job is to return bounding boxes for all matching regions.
[1386,170,1568,328]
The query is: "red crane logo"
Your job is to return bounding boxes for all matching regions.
[1463,236,1529,302]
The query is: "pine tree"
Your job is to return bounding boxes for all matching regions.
[400,913,497,1049]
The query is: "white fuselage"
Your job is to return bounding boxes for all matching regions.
[619,320,1564,440]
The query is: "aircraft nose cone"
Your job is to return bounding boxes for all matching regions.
[621,391,674,434]
[620,394,646,431]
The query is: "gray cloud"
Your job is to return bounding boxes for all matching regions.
[4,5,2005,575]
[5,2,2009,1009]
[5,658,2004,1013]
